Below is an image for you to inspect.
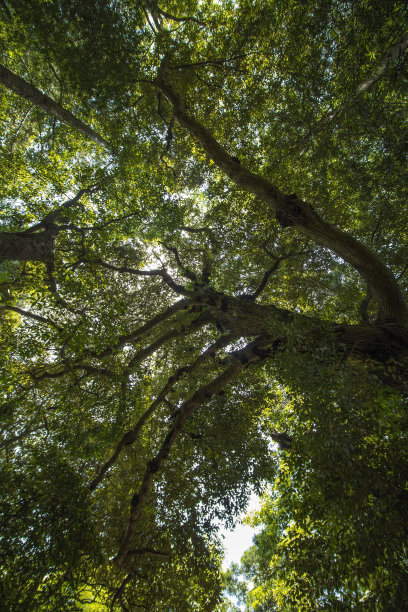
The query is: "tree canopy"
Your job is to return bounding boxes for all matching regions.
[1,1,408,609]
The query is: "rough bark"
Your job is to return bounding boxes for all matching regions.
[155,75,408,326]
[191,290,408,393]
[195,290,408,362]
[0,230,55,262]
[0,64,109,149]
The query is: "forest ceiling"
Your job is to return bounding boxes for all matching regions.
[1,1,408,610]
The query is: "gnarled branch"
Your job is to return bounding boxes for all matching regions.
[159,241,197,282]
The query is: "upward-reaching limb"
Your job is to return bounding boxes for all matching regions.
[0,64,109,148]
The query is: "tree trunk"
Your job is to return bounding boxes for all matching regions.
[0,64,109,149]
[0,231,55,262]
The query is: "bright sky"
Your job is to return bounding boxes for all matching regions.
[221,493,261,570]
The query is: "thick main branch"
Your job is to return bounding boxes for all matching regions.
[193,290,408,393]
[155,75,407,325]
[0,230,56,262]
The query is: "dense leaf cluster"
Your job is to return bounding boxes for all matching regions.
[0,0,407,609]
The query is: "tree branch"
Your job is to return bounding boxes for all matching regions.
[249,260,281,300]
[59,212,138,234]
[9,104,34,151]
[2,305,61,331]
[93,298,190,359]
[28,363,115,382]
[127,547,171,559]
[359,287,373,323]
[27,300,199,384]
[159,241,197,282]
[0,64,109,148]
[0,182,109,263]
[113,337,272,567]
[249,247,310,300]
[46,261,86,316]
[82,258,193,296]
[154,72,408,325]
[270,430,292,450]
[26,181,111,233]
[0,424,40,449]
[180,225,219,249]
[89,332,237,490]
[157,7,206,26]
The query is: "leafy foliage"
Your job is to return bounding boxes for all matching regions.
[0,0,407,609]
